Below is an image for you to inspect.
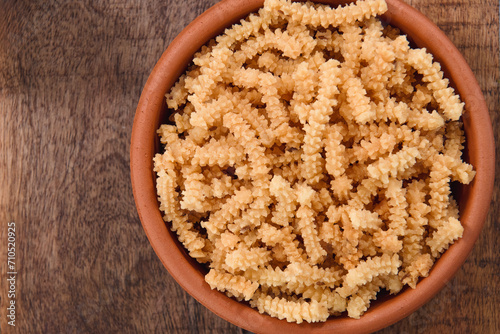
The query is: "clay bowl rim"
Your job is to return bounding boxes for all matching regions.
[130,0,495,333]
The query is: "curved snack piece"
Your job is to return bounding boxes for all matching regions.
[154,0,475,323]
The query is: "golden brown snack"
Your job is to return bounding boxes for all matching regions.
[154,0,475,323]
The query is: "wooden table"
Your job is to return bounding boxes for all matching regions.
[0,0,498,333]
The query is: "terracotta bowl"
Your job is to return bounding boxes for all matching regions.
[130,0,495,333]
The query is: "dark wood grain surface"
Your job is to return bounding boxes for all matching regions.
[0,0,498,333]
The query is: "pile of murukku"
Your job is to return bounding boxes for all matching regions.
[154,0,475,322]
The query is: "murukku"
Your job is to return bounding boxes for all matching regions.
[154,0,475,323]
